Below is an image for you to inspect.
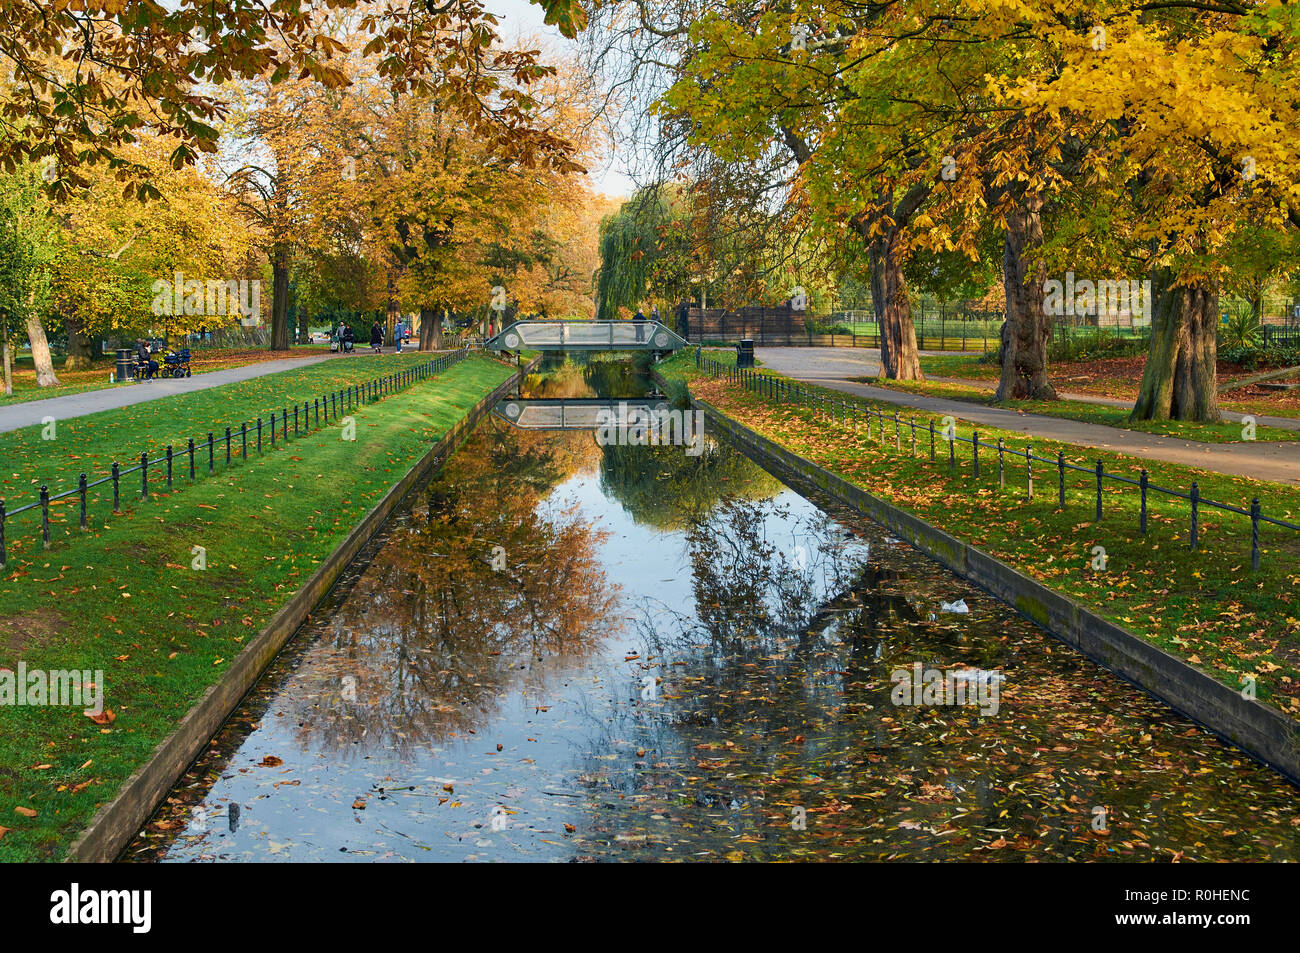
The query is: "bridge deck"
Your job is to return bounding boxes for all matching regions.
[486,321,689,351]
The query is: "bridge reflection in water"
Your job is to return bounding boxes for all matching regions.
[492,397,671,431]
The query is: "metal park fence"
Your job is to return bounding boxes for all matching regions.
[0,349,469,565]
[690,301,1300,356]
[697,353,1300,571]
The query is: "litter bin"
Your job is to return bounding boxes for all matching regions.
[115,348,135,383]
[736,338,755,368]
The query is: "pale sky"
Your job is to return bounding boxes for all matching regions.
[487,0,635,198]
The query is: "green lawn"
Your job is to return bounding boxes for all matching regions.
[1,345,340,407]
[919,353,999,380]
[864,377,1299,443]
[1,352,454,528]
[1223,400,1300,421]
[660,351,1300,723]
[0,354,511,860]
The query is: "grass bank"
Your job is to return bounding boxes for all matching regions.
[1,352,455,552]
[661,350,1300,723]
[0,354,512,860]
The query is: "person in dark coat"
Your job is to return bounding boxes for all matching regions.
[135,339,158,380]
[633,307,646,343]
[370,321,384,351]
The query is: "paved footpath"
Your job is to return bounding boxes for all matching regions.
[926,373,1300,433]
[754,347,1300,486]
[0,354,341,434]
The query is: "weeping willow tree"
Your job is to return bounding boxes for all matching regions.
[598,440,782,530]
[594,188,694,321]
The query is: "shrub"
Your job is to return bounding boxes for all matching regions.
[1219,344,1300,371]
[1221,306,1263,351]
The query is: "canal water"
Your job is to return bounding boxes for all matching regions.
[126,358,1300,862]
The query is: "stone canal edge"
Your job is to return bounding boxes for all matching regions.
[675,384,1300,787]
[66,357,536,862]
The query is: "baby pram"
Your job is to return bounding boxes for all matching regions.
[159,347,192,378]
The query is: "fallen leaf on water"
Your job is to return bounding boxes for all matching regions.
[258,755,283,767]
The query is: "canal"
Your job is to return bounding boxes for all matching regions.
[126,357,1300,862]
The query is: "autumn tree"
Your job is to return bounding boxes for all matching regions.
[51,137,254,363]
[0,167,60,386]
[360,40,597,346]
[1028,3,1300,422]
[0,0,589,195]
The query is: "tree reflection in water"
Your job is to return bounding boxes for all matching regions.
[562,492,1300,862]
[284,419,621,756]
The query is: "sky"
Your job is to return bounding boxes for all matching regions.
[486,0,636,198]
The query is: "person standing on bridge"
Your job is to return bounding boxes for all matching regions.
[633,307,646,343]
[650,304,660,325]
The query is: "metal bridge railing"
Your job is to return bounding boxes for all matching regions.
[490,321,687,351]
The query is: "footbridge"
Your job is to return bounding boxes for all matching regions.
[485,320,689,352]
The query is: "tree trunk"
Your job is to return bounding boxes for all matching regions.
[2,309,12,396]
[869,231,923,380]
[995,193,1057,401]
[270,247,292,351]
[418,306,443,351]
[64,316,95,371]
[1131,272,1221,422]
[25,313,59,387]
[2,317,12,396]
[386,275,398,347]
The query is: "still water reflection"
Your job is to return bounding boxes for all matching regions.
[126,361,1300,862]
